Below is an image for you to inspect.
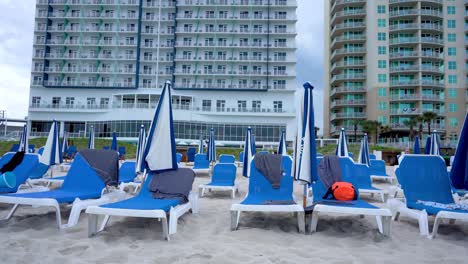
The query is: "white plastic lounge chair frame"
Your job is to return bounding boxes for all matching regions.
[370,175,395,184]
[86,192,199,240]
[230,203,305,233]
[0,190,126,229]
[309,203,392,236]
[199,183,239,198]
[358,188,387,203]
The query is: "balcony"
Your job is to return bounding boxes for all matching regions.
[421,94,444,102]
[330,125,363,134]
[420,37,443,45]
[390,94,420,101]
[331,22,365,37]
[330,9,366,24]
[420,65,444,74]
[331,73,366,84]
[330,60,365,72]
[330,35,365,49]
[391,123,445,131]
[389,9,419,18]
[421,80,444,88]
[389,37,419,45]
[389,23,419,32]
[390,108,421,116]
[330,86,366,96]
[390,65,419,73]
[390,80,419,87]
[331,0,366,14]
[330,47,366,60]
[389,51,419,59]
[331,99,366,108]
[330,112,366,120]
[420,23,443,32]
[420,51,444,60]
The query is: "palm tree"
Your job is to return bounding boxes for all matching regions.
[421,111,438,135]
[351,119,362,143]
[416,116,424,139]
[403,117,418,141]
[362,120,381,144]
[380,125,392,143]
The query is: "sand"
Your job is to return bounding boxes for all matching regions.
[0,165,467,263]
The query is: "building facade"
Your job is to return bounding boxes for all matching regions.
[324,0,468,145]
[29,0,297,144]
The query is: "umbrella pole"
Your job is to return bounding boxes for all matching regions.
[303,184,307,208]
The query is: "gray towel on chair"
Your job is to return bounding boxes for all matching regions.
[253,153,283,189]
[317,156,342,189]
[148,168,195,204]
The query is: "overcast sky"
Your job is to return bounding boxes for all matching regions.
[0,0,324,128]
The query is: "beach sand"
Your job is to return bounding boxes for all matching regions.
[0,166,467,263]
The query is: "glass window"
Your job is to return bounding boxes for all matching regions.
[448,33,456,42]
[447,6,456,15]
[448,88,457,98]
[450,117,459,127]
[378,19,386,27]
[378,116,387,125]
[378,32,386,41]
[378,60,386,69]
[448,103,458,112]
[378,102,387,111]
[448,20,456,28]
[448,47,456,56]
[378,87,387,97]
[448,75,457,84]
[378,46,386,55]
[377,5,386,14]
[378,74,387,83]
[448,61,456,70]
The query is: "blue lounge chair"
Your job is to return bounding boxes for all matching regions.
[28,144,36,153]
[390,155,468,238]
[86,168,198,240]
[0,153,40,194]
[118,146,126,160]
[370,159,394,183]
[238,151,244,166]
[176,153,183,164]
[219,154,235,164]
[0,151,125,229]
[187,147,196,162]
[103,146,110,150]
[343,158,387,202]
[230,155,305,233]
[369,154,377,160]
[9,144,19,152]
[37,147,44,155]
[309,159,392,236]
[348,152,354,159]
[64,145,77,160]
[199,163,238,198]
[192,153,210,174]
[118,161,142,193]
[28,162,50,180]
[257,150,269,155]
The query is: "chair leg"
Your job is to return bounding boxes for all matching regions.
[88,214,99,237]
[0,204,19,224]
[382,216,391,236]
[309,211,319,234]
[418,210,429,237]
[431,215,442,239]
[297,211,305,234]
[161,217,169,241]
[230,211,239,231]
[376,216,383,233]
[231,188,236,199]
[99,215,111,232]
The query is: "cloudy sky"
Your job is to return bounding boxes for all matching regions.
[0,0,324,128]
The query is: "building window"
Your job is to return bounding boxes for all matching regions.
[378,60,386,69]
[447,6,456,15]
[52,97,60,108]
[378,46,386,55]
[273,101,283,112]
[450,117,459,127]
[448,20,456,28]
[378,74,387,83]
[65,97,74,108]
[448,75,457,84]
[448,33,456,42]
[377,5,386,14]
[448,88,457,98]
[378,102,387,111]
[237,100,247,112]
[448,47,456,56]
[448,61,457,70]
[87,97,96,108]
[202,99,211,111]
[100,98,109,108]
[448,103,458,112]
[378,87,387,97]
[252,100,261,112]
[378,19,386,28]
[32,96,41,106]
[378,116,387,125]
[378,32,386,41]
[216,100,225,112]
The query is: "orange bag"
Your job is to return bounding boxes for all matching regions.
[322,182,357,201]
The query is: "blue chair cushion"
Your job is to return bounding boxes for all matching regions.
[407,202,468,216]
[101,196,180,212]
[5,189,101,203]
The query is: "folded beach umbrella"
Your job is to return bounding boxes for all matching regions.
[424,137,431,155]
[294,82,319,206]
[450,112,468,190]
[335,128,349,157]
[207,128,216,163]
[143,81,178,172]
[242,127,255,177]
[135,124,146,174]
[111,131,118,151]
[18,124,28,152]
[277,129,287,156]
[429,130,440,156]
[61,132,69,156]
[198,133,204,154]
[251,133,257,154]
[413,136,420,154]
[358,133,371,166]
[88,126,95,149]
[39,120,62,166]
